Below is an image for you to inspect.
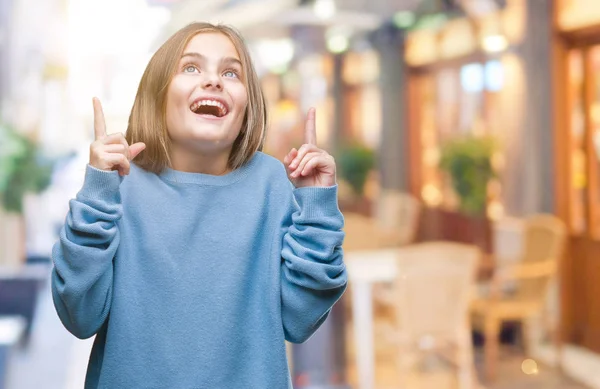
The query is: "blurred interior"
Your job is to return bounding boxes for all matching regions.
[3,0,600,388]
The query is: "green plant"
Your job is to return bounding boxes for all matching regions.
[337,144,375,196]
[439,135,497,216]
[0,123,54,213]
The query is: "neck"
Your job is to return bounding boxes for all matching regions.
[169,145,232,175]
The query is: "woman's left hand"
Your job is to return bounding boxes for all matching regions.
[284,108,337,188]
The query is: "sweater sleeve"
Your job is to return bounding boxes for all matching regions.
[280,184,347,343]
[51,165,123,339]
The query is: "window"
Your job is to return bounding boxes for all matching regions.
[417,59,505,215]
[567,45,600,238]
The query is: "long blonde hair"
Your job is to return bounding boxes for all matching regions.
[126,22,267,173]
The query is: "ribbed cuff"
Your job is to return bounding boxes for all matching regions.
[293,185,341,218]
[77,164,123,202]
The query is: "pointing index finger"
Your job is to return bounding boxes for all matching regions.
[92,97,107,140]
[304,107,317,145]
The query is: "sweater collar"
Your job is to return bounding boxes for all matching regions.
[159,152,261,186]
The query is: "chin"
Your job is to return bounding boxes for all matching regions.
[179,127,235,148]
[188,126,228,140]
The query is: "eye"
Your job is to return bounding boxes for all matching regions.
[223,69,239,78]
[183,64,199,73]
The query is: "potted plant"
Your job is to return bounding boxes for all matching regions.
[430,135,498,252]
[0,122,54,268]
[439,135,497,216]
[336,143,376,215]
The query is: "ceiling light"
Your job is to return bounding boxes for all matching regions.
[326,35,349,54]
[313,0,336,20]
[482,34,508,53]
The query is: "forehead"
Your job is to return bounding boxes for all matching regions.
[184,32,241,60]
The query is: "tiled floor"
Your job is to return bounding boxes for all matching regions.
[479,353,587,389]
[532,342,600,389]
[344,347,589,389]
[343,329,590,389]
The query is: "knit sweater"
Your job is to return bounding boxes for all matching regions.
[51,151,347,388]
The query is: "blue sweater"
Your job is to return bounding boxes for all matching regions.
[51,151,347,389]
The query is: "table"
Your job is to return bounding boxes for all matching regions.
[345,248,400,389]
[345,244,495,389]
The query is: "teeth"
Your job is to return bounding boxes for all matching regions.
[190,99,228,116]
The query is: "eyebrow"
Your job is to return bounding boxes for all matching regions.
[180,52,242,68]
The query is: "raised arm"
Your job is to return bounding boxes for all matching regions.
[279,108,347,343]
[51,98,145,338]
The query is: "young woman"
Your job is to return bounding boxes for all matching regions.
[51,22,347,388]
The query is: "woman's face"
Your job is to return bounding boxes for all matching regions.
[165,32,248,156]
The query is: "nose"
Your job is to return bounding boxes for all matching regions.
[201,71,223,91]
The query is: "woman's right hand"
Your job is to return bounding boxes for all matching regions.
[89,97,146,176]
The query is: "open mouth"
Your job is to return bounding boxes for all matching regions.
[190,99,228,118]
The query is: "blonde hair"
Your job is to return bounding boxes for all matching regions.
[126,22,267,173]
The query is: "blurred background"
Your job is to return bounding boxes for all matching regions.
[1,0,600,388]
